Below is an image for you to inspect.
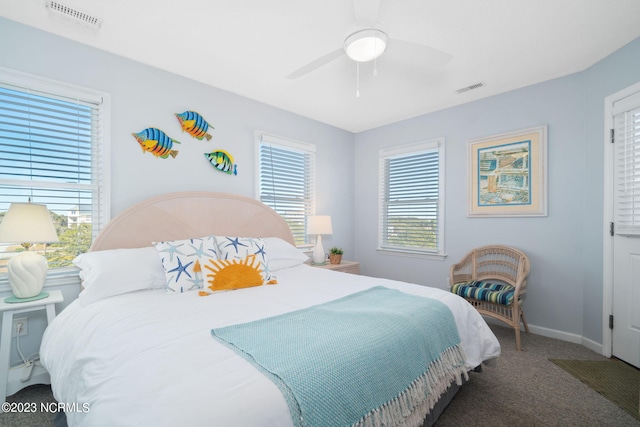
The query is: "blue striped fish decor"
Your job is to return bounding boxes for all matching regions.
[131,127,181,159]
[204,150,237,175]
[175,110,214,141]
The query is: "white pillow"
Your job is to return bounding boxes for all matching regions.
[74,247,166,305]
[153,235,218,294]
[263,237,309,271]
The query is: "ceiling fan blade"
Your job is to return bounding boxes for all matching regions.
[352,0,381,26]
[387,39,453,68]
[286,48,345,79]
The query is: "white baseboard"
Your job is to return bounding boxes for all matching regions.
[485,318,606,356]
[527,324,583,344]
[528,324,604,355]
[580,336,604,355]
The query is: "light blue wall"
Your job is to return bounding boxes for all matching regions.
[2,15,640,356]
[0,18,355,240]
[0,17,355,252]
[354,37,640,345]
[0,17,354,364]
[354,75,587,337]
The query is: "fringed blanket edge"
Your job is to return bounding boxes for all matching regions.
[354,344,469,427]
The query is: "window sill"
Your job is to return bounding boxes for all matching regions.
[0,268,81,294]
[376,248,447,261]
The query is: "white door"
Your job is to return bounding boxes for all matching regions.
[612,90,640,368]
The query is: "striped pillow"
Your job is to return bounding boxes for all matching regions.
[451,280,515,306]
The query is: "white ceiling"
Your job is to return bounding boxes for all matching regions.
[2,0,640,133]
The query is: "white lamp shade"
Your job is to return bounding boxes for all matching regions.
[344,29,388,62]
[306,215,333,235]
[0,203,59,244]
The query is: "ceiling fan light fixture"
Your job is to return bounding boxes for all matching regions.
[344,29,388,62]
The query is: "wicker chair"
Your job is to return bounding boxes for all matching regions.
[449,245,531,351]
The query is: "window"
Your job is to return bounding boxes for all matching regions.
[613,91,640,235]
[0,68,109,273]
[256,131,315,245]
[378,138,444,256]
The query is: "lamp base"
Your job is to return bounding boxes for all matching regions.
[7,251,48,299]
[4,292,49,304]
[311,235,326,264]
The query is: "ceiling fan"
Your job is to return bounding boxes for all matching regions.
[285,0,453,94]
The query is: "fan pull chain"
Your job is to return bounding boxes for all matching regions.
[356,62,360,98]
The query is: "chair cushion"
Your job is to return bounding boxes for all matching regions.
[451,280,515,306]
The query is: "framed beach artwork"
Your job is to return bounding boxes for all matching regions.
[467,125,548,217]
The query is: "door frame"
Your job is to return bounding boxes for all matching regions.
[602,80,640,359]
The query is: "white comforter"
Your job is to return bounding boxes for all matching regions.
[41,265,500,427]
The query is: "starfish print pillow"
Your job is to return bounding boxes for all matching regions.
[153,235,218,293]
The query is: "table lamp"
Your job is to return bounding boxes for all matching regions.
[307,215,333,265]
[0,202,59,302]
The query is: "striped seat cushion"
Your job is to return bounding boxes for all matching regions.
[451,280,515,306]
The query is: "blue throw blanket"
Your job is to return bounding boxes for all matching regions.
[211,286,467,427]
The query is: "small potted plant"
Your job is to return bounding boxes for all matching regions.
[329,247,343,264]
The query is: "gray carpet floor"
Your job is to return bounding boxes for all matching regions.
[0,324,638,426]
[436,325,640,427]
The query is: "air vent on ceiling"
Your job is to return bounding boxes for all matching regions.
[456,82,485,94]
[46,1,103,29]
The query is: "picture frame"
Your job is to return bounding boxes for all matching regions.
[467,125,547,217]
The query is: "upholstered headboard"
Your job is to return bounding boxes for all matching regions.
[91,192,295,251]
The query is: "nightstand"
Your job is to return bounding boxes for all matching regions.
[311,260,360,274]
[0,289,64,407]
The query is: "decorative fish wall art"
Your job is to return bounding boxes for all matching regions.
[204,150,237,176]
[175,110,214,141]
[131,128,181,159]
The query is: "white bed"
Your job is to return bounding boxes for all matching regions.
[40,192,500,427]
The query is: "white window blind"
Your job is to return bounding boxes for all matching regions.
[256,132,316,245]
[379,138,444,255]
[0,68,109,271]
[614,92,640,235]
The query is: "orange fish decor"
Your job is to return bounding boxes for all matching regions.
[175,110,214,141]
[131,128,181,159]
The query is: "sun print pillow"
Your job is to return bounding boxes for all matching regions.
[153,235,218,293]
[200,236,276,295]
